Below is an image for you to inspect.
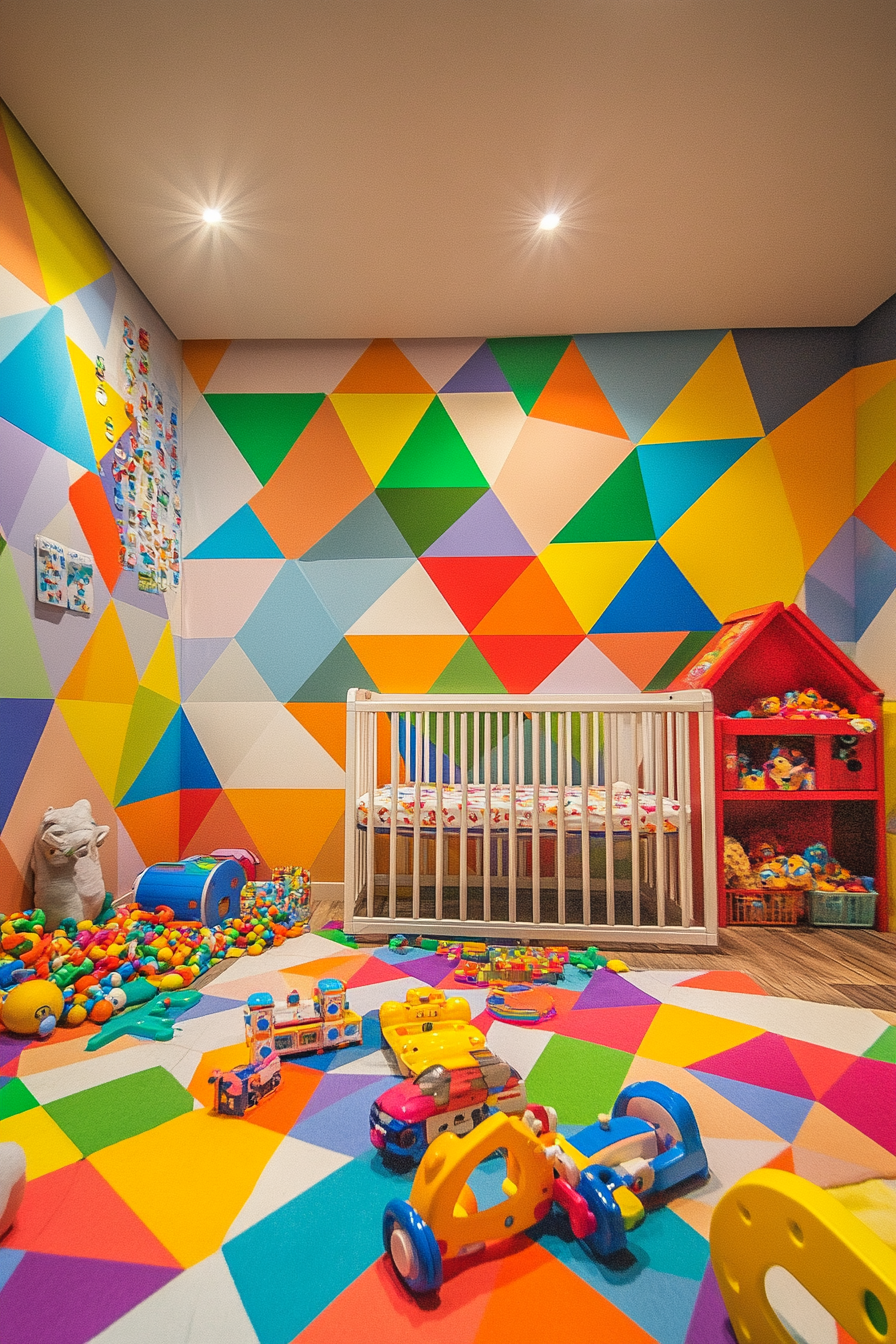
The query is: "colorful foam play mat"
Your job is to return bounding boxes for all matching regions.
[0,935,893,1344]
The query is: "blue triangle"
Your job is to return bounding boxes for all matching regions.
[187,504,283,559]
[591,544,720,633]
[180,711,220,790]
[688,1069,814,1143]
[440,343,512,393]
[0,308,47,364]
[855,518,896,639]
[298,557,416,633]
[638,438,759,537]
[0,307,95,473]
[75,271,117,346]
[0,698,53,830]
[118,710,182,805]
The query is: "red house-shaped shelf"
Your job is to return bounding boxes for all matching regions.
[669,602,887,930]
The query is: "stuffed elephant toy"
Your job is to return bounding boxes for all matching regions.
[0,1143,26,1239]
[31,800,111,932]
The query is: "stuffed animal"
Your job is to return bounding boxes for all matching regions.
[30,800,111,932]
[0,1142,26,1238]
[723,836,755,888]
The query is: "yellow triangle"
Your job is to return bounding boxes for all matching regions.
[637,1002,765,1068]
[639,332,765,444]
[855,359,896,407]
[856,377,896,505]
[57,604,139,704]
[57,700,133,799]
[0,106,111,304]
[67,338,132,463]
[661,440,805,621]
[540,541,653,631]
[767,373,855,570]
[329,393,433,485]
[140,623,180,700]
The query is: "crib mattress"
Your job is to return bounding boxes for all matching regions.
[357,783,680,835]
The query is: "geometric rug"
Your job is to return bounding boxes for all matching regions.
[0,934,893,1344]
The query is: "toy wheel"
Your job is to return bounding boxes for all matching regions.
[383,1200,442,1294]
[578,1169,628,1260]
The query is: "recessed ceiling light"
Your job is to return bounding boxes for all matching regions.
[539,212,561,231]
[202,208,222,224]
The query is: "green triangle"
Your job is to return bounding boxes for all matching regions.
[290,639,378,702]
[114,686,179,804]
[487,336,571,414]
[428,638,507,693]
[644,630,718,690]
[864,1025,896,1063]
[553,452,655,542]
[376,487,489,556]
[378,399,488,488]
[205,393,326,484]
[0,545,53,698]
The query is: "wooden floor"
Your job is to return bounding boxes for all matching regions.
[310,898,896,1012]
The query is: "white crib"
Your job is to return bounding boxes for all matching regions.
[343,690,718,945]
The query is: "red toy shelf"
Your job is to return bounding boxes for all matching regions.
[668,602,888,931]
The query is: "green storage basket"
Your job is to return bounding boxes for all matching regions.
[809,889,877,928]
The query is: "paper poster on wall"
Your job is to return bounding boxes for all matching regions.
[35,535,66,606]
[66,549,94,613]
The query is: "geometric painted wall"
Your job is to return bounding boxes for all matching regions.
[0,101,183,910]
[180,310,896,900]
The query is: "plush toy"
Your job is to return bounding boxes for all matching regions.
[723,836,754,888]
[0,979,64,1038]
[0,1142,26,1238]
[747,835,781,865]
[30,800,111,932]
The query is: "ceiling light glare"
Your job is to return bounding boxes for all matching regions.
[202,207,223,224]
[539,212,561,231]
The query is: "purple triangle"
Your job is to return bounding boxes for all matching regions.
[393,952,452,986]
[807,517,855,605]
[0,1251,179,1344]
[423,491,534,557]
[573,968,660,1011]
[0,417,48,534]
[298,1069,387,1122]
[440,343,512,392]
[684,1263,737,1343]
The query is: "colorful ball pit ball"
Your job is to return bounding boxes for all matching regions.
[1,979,64,1038]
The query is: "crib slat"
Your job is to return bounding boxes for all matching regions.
[629,712,641,927]
[531,711,541,926]
[449,710,456,783]
[677,712,692,926]
[366,713,376,917]
[389,712,398,919]
[460,713,469,922]
[435,712,445,921]
[473,711,480,785]
[604,713,616,927]
[483,712,492,922]
[556,712,566,926]
[508,712,518,925]
[654,711,666,928]
[580,710,590,928]
[413,711,422,921]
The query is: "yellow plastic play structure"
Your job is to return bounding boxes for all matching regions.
[379,988,488,1077]
[710,1169,895,1343]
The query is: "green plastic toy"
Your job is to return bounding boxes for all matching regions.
[568,946,608,971]
[85,989,201,1052]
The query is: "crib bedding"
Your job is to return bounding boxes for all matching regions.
[357,782,680,835]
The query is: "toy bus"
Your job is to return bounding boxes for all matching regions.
[267,977,363,1059]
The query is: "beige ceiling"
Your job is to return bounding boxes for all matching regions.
[1,0,894,339]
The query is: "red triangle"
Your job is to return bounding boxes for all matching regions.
[3,1160,180,1265]
[783,1037,857,1101]
[588,632,689,690]
[179,788,221,853]
[549,1005,659,1052]
[472,635,581,693]
[69,471,125,596]
[421,556,534,632]
[678,971,767,996]
[346,956,416,989]
[763,1146,795,1172]
[690,1032,815,1100]
[180,789,264,869]
[855,458,896,551]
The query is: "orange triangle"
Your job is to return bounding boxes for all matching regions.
[180,788,263,867]
[855,359,896,406]
[333,339,434,393]
[182,340,231,393]
[678,970,767,996]
[763,1146,796,1172]
[116,790,181,867]
[225,788,345,870]
[783,1038,856,1100]
[3,1158,180,1265]
[69,471,123,595]
[307,811,346,881]
[474,559,583,636]
[856,458,896,550]
[284,702,347,767]
[530,341,629,438]
[0,112,48,300]
[346,634,466,692]
[588,631,688,689]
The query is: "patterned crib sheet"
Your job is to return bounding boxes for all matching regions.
[357,783,680,835]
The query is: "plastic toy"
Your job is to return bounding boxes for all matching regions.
[370,1055,529,1167]
[380,989,488,1078]
[266,978,362,1058]
[710,1169,895,1344]
[84,989,201,1052]
[133,856,245,926]
[210,991,282,1117]
[0,978,64,1038]
[485,985,556,1024]
[383,1080,708,1295]
[208,848,260,881]
[0,1142,26,1238]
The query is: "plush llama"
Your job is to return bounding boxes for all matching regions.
[30,800,111,931]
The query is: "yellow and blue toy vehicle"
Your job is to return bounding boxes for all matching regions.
[383,1080,708,1294]
[379,988,487,1078]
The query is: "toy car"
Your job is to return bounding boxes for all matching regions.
[379,988,488,1078]
[382,1081,708,1295]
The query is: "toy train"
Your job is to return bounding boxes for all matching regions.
[267,978,362,1059]
[210,992,283,1117]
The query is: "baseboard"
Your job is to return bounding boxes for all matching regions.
[311,881,344,904]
